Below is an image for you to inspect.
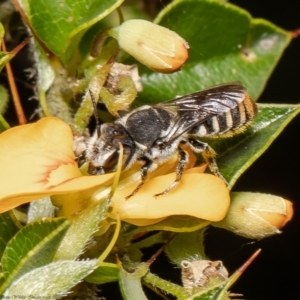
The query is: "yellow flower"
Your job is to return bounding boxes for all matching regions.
[0,117,115,213]
[111,19,189,73]
[0,117,230,225]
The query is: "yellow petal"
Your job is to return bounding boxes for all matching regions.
[109,172,230,226]
[0,117,75,193]
[254,198,293,229]
[0,117,115,213]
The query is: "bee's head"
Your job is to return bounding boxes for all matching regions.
[86,123,135,175]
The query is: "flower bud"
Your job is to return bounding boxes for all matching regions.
[212,192,293,239]
[110,19,189,73]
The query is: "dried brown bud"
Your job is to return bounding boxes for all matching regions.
[181,260,228,289]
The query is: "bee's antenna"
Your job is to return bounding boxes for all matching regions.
[88,89,101,138]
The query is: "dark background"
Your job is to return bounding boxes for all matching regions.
[1,1,299,299]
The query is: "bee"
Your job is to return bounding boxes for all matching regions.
[85,82,257,198]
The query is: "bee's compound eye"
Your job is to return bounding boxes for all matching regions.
[103,150,120,173]
[113,133,126,140]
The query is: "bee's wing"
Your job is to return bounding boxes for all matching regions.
[161,82,246,112]
[156,82,248,144]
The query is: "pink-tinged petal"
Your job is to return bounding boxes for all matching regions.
[0,117,77,193]
[0,117,115,213]
[109,171,230,226]
[0,173,116,214]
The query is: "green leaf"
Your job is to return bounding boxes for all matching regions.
[0,23,3,38]
[166,230,207,265]
[30,39,56,92]
[0,85,10,132]
[3,259,97,298]
[0,218,70,293]
[22,0,124,63]
[144,272,189,300]
[0,212,20,261]
[118,263,149,300]
[0,23,21,73]
[123,216,210,239]
[53,200,109,261]
[27,197,57,223]
[0,114,10,133]
[0,52,13,74]
[186,283,228,300]
[0,85,9,114]
[128,231,168,251]
[138,0,291,103]
[207,104,300,188]
[85,262,119,284]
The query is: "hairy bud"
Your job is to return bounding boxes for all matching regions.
[111,19,189,73]
[212,192,293,239]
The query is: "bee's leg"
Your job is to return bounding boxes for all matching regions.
[188,138,228,185]
[154,148,188,197]
[125,157,154,199]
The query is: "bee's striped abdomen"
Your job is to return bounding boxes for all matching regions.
[190,93,257,137]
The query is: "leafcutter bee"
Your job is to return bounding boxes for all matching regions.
[85,82,257,198]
